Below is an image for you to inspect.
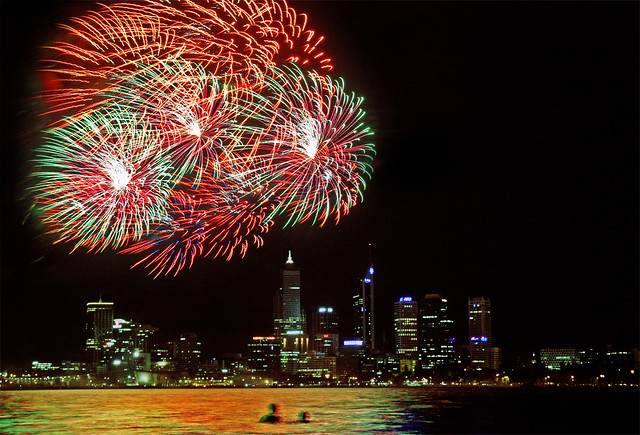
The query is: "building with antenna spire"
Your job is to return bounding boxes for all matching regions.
[273,250,307,372]
[353,243,376,351]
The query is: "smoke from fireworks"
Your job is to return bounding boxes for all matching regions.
[31,0,374,277]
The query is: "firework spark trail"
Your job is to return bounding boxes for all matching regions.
[39,0,332,119]
[31,0,373,277]
[122,161,278,277]
[104,58,256,186]
[248,64,375,227]
[121,190,210,278]
[32,111,175,252]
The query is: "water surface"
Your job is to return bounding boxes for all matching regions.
[1,387,637,434]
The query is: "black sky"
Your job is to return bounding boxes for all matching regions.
[1,1,638,368]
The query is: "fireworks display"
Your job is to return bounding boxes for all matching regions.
[31,0,375,277]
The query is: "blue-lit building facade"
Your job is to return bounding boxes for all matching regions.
[353,265,375,350]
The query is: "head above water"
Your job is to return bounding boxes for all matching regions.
[269,403,278,414]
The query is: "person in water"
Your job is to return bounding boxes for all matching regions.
[259,403,280,423]
[298,411,310,423]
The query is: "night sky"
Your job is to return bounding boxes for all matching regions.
[1,1,638,368]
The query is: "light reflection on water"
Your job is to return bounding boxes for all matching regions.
[1,387,638,434]
[2,388,424,434]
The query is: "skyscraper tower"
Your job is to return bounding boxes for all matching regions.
[273,251,305,340]
[419,294,455,371]
[353,244,376,350]
[394,297,419,359]
[352,293,365,342]
[362,264,375,350]
[468,296,492,369]
[85,297,114,372]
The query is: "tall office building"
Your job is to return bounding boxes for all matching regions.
[273,251,305,340]
[176,332,202,371]
[247,336,281,376]
[468,297,492,369]
[273,251,307,372]
[353,261,375,350]
[419,294,455,371]
[394,297,419,359]
[352,292,365,342]
[311,307,339,355]
[85,297,114,372]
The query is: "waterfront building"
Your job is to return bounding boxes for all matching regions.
[468,297,494,369]
[338,339,367,376]
[135,324,159,354]
[273,251,306,340]
[247,336,281,376]
[176,332,202,371]
[540,348,581,370]
[353,262,375,350]
[280,330,310,373]
[394,297,419,361]
[85,297,114,373]
[311,307,339,355]
[112,318,136,371]
[219,353,247,376]
[112,319,157,372]
[154,340,176,365]
[488,346,502,370]
[31,361,59,371]
[419,294,455,371]
[60,361,85,373]
[296,354,338,378]
[273,251,308,371]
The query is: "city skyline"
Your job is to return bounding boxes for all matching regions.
[1,1,638,369]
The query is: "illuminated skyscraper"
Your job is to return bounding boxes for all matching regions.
[353,253,375,350]
[468,296,492,369]
[85,297,114,372]
[273,251,305,340]
[419,294,455,371]
[394,297,419,359]
[272,251,307,372]
[311,307,339,355]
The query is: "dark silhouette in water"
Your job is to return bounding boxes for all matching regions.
[259,403,280,423]
[298,411,310,423]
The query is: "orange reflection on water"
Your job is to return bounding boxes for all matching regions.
[0,388,417,434]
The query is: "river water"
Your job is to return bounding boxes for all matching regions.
[1,387,637,434]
